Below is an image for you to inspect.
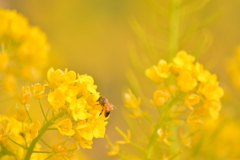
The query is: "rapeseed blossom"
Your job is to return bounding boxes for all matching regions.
[107,51,224,159]
[0,68,109,159]
[146,51,223,119]
[0,9,49,95]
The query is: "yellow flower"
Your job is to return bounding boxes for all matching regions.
[75,123,93,141]
[91,115,107,138]
[74,124,93,149]
[157,128,171,145]
[184,94,200,110]
[69,98,89,121]
[0,9,49,82]
[52,142,79,160]
[18,86,31,105]
[63,70,77,85]
[0,118,10,143]
[151,90,170,106]
[194,62,211,83]
[31,83,47,99]
[204,100,222,119]
[200,82,224,101]
[172,50,195,72]
[187,111,204,126]
[124,89,141,108]
[145,60,171,83]
[177,71,197,92]
[107,142,120,156]
[55,118,75,136]
[15,105,28,122]
[76,74,98,95]
[47,68,65,89]
[24,121,41,141]
[48,88,66,111]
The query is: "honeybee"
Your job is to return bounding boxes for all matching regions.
[97,96,114,117]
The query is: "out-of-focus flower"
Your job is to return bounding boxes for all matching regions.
[145,51,223,119]
[177,71,197,92]
[113,51,224,159]
[15,105,28,122]
[151,90,170,106]
[124,89,141,108]
[189,117,240,159]
[0,9,50,95]
[145,60,171,83]
[172,50,195,73]
[24,121,41,141]
[123,89,146,118]
[184,94,200,110]
[18,86,31,105]
[31,83,47,99]
[179,130,191,148]
[157,128,171,146]
[0,118,10,143]
[52,142,79,160]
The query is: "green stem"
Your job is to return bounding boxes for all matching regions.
[22,122,28,148]
[8,137,27,150]
[39,99,48,122]
[44,155,53,160]
[40,138,51,149]
[24,111,65,160]
[43,107,50,125]
[145,98,177,160]
[24,104,32,122]
[130,142,146,152]
[168,0,180,60]
[144,111,168,160]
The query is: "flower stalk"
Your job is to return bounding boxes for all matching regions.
[24,111,65,160]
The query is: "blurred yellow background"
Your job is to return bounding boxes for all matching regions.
[1,0,240,159]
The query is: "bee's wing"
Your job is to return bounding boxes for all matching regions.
[108,102,116,110]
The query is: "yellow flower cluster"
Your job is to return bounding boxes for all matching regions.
[146,50,224,119]
[0,9,49,94]
[47,68,108,149]
[0,115,45,160]
[1,68,109,160]
[107,51,224,159]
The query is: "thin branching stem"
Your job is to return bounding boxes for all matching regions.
[44,155,53,160]
[169,0,181,60]
[40,138,51,149]
[8,137,27,150]
[145,97,177,160]
[130,142,146,152]
[24,111,65,160]
[39,99,48,122]
[24,104,32,122]
[22,122,28,148]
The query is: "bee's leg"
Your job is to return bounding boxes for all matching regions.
[99,106,104,116]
